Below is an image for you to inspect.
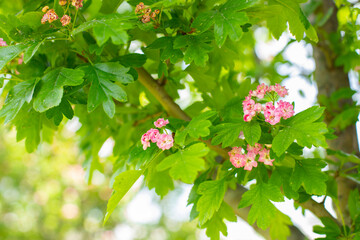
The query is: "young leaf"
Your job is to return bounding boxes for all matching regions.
[0,79,37,123]
[33,68,84,112]
[173,32,213,66]
[175,111,216,146]
[0,44,28,70]
[196,179,226,225]
[156,143,209,184]
[104,169,144,224]
[290,158,328,195]
[243,121,261,146]
[238,182,284,229]
[80,62,134,118]
[269,211,292,240]
[211,121,244,147]
[201,202,237,240]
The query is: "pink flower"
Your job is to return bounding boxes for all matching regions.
[156,134,174,150]
[230,154,246,168]
[41,9,58,24]
[154,118,169,128]
[228,146,242,157]
[243,114,254,122]
[244,153,258,171]
[277,100,294,119]
[141,133,151,150]
[255,83,269,99]
[72,0,83,9]
[247,143,263,155]
[0,38,7,47]
[264,108,282,125]
[60,15,71,26]
[146,128,160,143]
[258,148,274,166]
[274,83,288,97]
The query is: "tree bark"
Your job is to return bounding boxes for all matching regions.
[312,0,359,225]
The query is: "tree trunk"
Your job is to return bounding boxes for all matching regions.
[312,0,359,225]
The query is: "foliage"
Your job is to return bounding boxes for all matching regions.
[0,0,359,239]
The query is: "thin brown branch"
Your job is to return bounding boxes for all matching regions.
[297,199,340,225]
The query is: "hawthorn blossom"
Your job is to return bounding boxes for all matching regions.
[228,146,242,157]
[146,128,160,143]
[154,118,169,128]
[274,83,288,97]
[59,0,68,6]
[264,107,282,125]
[255,83,269,99]
[156,134,174,150]
[60,15,71,26]
[247,143,262,155]
[230,154,246,168]
[258,148,274,166]
[141,132,151,150]
[72,0,83,9]
[277,100,294,119]
[42,6,49,12]
[41,9,58,24]
[0,38,7,46]
[244,152,258,171]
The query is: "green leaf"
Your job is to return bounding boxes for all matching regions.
[128,144,159,169]
[23,40,43,64]
[115,53,147,67]
[290,158,328,195]
[272,106,328,156]
[175,111,216,146]
[148,37,184,64]
[349,189,360,222]
[173,32,213,66]
[14,107,42,153]
[201,202,237,240]
[0,44,27,70]
[196,179,226,225]
[243,121,261,146]
[238,182,284,229]
[211,121,244,147]
[145,154,174,198]
[192,0,257,46]
[0,79,37,123]
[104,169,143,224]
[72,14,133,46]
[33,68,84,112]
[156,143,209,183]
[262,0,318,42]
[45,98,74,126]
[80,62,134,118]
[269,211,292,240]
[313,217,341,238]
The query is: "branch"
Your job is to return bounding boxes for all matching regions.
[297,199,340,225]
[135,67,229,159]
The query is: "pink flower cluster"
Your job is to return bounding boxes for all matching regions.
[228,143,274,171]
[243,83,294,125]
[141,118,173,151]
[0,38,7,46]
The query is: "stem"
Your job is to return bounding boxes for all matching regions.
[334,199,347,235]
